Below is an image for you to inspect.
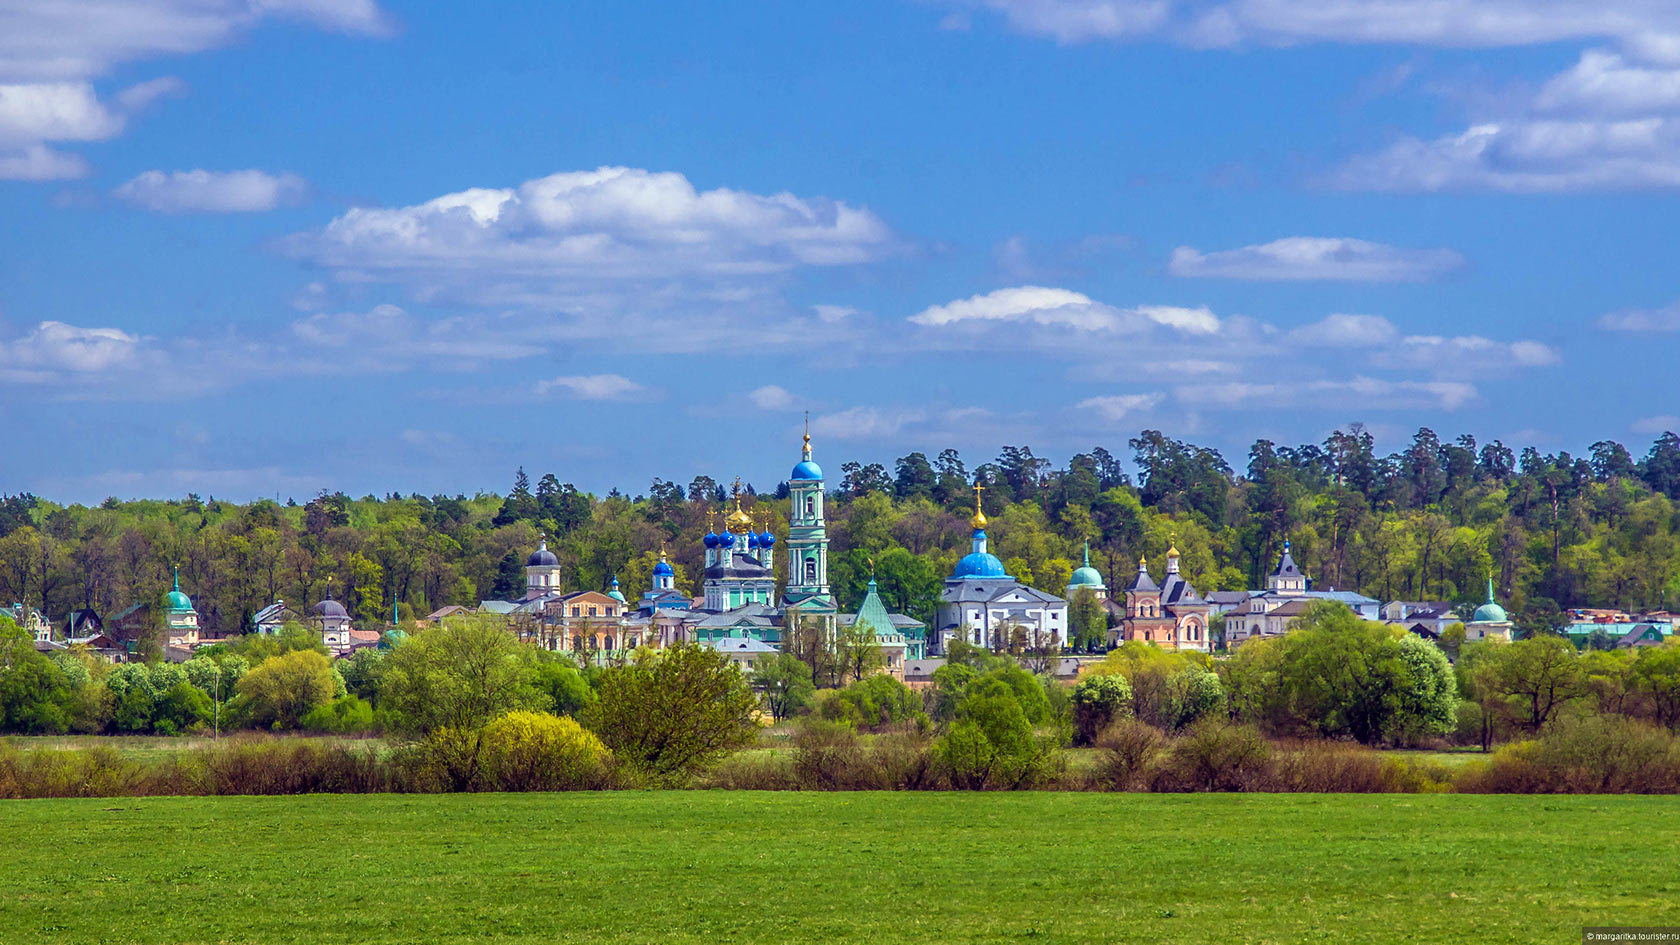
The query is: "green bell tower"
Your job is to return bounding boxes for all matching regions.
[784,422,834,612]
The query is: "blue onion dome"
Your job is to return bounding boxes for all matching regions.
[607,576,626,603]
[953,551,1009,579]
[527,536,559,567]
[652,554,674,577]
[703,530,720,549]
[791,431,823,481]
[747,531,761,549]
[759,530,775,547]
[720,529,736,548]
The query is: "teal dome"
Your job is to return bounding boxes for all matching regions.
[1472,601,1508,623]
[1471,577,1507,623]
[164,567,193,612]
[1068,542,1103,588]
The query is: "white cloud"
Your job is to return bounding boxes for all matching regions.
[0,143,87,180]
[0,0,391,82]
[284,166,894,304]
[1395,334,1562,367]
[948,1,1680,49]
[909,286,1218,334]
[288,304,531,366]
[1168,237,1464,282]
[1535,49,1680,117]
[534,373,648,401]
[1135,304,1219,334]
[0,2,386,178]
[910,286,1114,329]
[812,406,926,439]
[812,304,860,322]
[1177,376,1479,411]
[115,168,308,213]
[1598,301,1680,331]
[1633,415,1679,434]
[1078,393,1165,421]
[1331,45,1680,192]
[1288,313,1398,346]
[0,320,144,382]
[1331,118,1680,192]
[749,385,795,410]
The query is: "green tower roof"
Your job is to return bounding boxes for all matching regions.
[164,566,194,613]
[1069,541,1104,589]
[1471,576,1508,624]
[854,577,896,639]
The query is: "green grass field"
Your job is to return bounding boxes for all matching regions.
[2,792,1675,944]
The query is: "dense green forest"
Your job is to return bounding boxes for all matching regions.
[3,426,1679,634]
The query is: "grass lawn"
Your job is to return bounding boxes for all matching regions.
[2,792,1676,944]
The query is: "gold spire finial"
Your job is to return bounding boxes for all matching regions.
[970,481,987,529]
[1167,533,1179,558]
[1138,554,1148,570]
[727,478,752,530]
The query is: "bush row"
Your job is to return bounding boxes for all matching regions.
[9,712,1673,798]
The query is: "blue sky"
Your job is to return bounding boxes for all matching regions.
[3,0,1678,503]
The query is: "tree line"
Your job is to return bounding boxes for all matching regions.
[2,426,1678,637]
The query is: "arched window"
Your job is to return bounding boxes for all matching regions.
[603,635,615,651]
[805,558,818,584]
[804,496,815,518]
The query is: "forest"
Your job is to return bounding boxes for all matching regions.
[2,425,1678,639]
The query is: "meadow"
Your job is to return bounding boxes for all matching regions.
[2,792,1675,944]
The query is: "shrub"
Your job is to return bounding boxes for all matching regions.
[1267,741,1410,793]
[821,674,925,731]
[197,737,388,795]
[935,686,1061,790]
[1072,675,1132,746]
[584,643,760,785]
[237,650,337,730]
[300,695,376,734]
[1457,716,1680,794]
[478,710,610,791]
[1090,718,1165,791]
[1158,720,1271,792]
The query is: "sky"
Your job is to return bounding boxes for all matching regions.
[3,0,1679,504]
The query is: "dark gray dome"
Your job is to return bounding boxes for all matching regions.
[528,538,558,567]
[314,599,348,618]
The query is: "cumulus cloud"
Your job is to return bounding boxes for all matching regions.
[1288,313,1399,346]
[1168,237,1465,282]
[1331,45,1680,192]
[0,321,144,383]
[909,286,1218,334]
[1598,301,1680,331]
[1077,393,1165,422]
[115,168,308,212]
[944,1,1680,49]
[534,374,650,401]
[0,0,392,82]
[0,1,387,177]
[283,166,894,306]
[749,385,796,410]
